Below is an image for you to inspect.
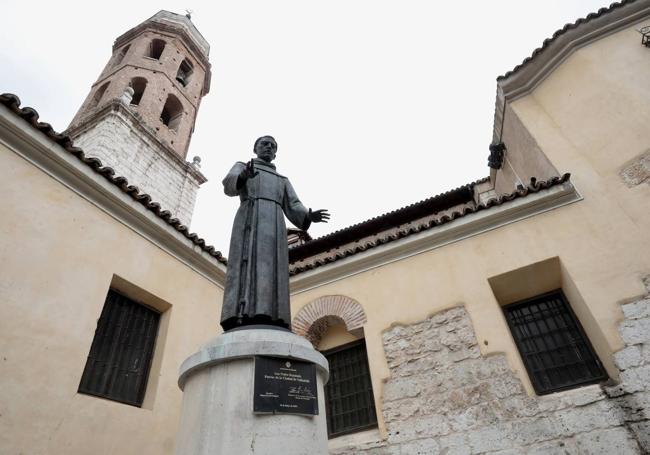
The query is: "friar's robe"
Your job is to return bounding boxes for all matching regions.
[220,158,311,331]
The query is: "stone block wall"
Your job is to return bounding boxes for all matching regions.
[620,151,650,187]
[332,282,650,454]
[71,106,204,226]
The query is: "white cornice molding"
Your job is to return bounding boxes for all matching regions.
[290,181,582,295]
[0,105,226,287]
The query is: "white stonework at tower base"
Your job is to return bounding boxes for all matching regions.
[176,328,330,455]
[65,10,211,226]
[69,100,206,225]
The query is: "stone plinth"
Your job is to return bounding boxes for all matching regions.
[176,328,330,455]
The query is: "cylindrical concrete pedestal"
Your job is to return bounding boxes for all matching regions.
[175,328,330,455]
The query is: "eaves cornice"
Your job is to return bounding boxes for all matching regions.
[289,180,581,295]
[499,0,650,101]
[0,103,226,287]
[493,0,650,142]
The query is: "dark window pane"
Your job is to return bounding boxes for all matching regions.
[79,289,160,407]
[504,290,607,395]
[323,340,377,438]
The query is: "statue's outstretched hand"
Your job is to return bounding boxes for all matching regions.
[239,159,259,181]
[309,209,330,223]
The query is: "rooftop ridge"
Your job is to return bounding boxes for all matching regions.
[288,177,488,263]
[498,0,638,82]
[289,173,571,275]
[0,93,227,265]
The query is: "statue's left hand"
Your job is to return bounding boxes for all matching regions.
[309,209,330,223]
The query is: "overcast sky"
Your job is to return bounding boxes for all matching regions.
[1,1,611,255]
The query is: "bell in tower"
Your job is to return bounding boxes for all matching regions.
[66,10,211,226]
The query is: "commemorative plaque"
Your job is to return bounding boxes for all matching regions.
[253,356,318,416]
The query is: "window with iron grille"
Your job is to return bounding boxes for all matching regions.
[78,289,160,407]
[323,340,377,438]
[504,290,607,395]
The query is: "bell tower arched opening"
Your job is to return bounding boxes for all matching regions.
[114,44,130,67]
[147,39,166,60]
[65,11,212,226]
[176,59,193,87]
[160,94,183,131]
[130,77,147,106]
[89,82,110,109]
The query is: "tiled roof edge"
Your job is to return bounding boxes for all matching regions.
[497,0,637,81]
[289,173,571,276]
[289,176,489,263]
[0,93,227,265]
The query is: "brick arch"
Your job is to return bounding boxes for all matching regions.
[292,295,367,346]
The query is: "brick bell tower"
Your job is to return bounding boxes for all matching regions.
[66,11,211,226]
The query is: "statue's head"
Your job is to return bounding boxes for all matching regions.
[254,136,277,162]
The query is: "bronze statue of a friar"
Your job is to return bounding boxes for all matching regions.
[220,136,329,331]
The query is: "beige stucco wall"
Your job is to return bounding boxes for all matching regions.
[510,21,650,226]
[0,142,223,454]
[495,103,559,194]
[318,324,361,352]
[3,17,649,455]
[290,21,650,439]
[496,21,650,197]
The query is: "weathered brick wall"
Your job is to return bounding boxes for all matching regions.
[72,108,203,226]
[293,295,367,346]
[70,25,208,160]
[332,281,650,454]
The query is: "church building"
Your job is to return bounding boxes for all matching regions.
[1,2,649,454]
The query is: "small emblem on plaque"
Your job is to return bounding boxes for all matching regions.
[285,361,291,368]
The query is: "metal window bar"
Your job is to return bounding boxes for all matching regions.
[504,290,607,395]
[78,289,160,407]
[323,340,378,438]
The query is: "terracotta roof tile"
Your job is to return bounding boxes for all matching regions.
[289,178,488,263]
[498,0,636,81]
[289,173,571,276]
[0,91,571,276]
[0,93,227,265]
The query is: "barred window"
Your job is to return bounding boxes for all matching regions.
[504,290,607,395]
[323,340,377,438]
[78,289,160,407]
